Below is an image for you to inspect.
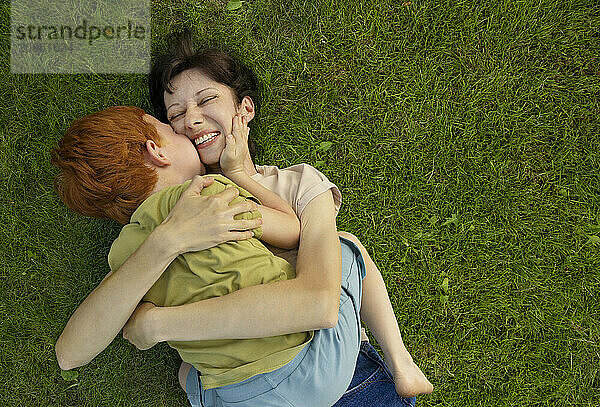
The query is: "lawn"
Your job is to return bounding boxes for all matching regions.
[1,0,599,406]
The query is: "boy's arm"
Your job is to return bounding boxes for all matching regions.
[227,171,300,249]
[221,114,299,249]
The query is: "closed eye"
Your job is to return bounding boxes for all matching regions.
[168,95,216,121]
[168,112,184,121]
[200,95,217,104]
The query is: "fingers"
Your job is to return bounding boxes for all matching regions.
[231,218,262,231]
[238,114,249,142]
[224,133,235,157]
[226,230,255,241]
[213,186,240,203]
[231,114,249,144]
[242,115,249,142]
[227,199,259,216]
[185,175,213,196]
[232,114,243,145]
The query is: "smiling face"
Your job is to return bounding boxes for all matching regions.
[143,114,205,182]
[163,68,254,170]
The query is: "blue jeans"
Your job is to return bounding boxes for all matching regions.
[187,341,417,406]
[333,341,417,407]
[186,238,417,406]
[186,238,365,406]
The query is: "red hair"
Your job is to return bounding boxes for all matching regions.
[51,106,162,224]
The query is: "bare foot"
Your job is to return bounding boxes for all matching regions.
[390,358,433,397]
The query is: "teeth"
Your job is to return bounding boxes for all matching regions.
[194,132,219,146]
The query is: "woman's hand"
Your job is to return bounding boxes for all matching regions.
[122,302,159,350]
[220,114,250,178]
[160,174,262,255]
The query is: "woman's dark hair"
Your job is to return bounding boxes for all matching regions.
[149,31,261,160]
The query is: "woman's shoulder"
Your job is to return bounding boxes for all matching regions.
[253,163,342,217]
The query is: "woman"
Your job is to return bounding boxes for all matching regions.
[55,34,430,406]
[148,33,431,401]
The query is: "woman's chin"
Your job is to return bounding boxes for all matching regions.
[197,143,225,170]
[199,154,221,171]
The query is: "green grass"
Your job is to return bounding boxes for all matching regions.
[1,0,599,405]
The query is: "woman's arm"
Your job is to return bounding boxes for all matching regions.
[221,114,300,249]
[55,178,261,370]
[138,189,342,343]
[55,228,177,370]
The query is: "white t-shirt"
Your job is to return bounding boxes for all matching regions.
[251,163,342,267]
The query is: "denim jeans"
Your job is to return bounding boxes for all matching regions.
[186,238,367,406]
[186,238,416,406]
[187,341,417,407]
[333,341,417,407]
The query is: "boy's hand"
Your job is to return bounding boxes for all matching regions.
[220,114,250,178]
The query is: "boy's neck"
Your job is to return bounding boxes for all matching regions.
[149,169,189,196]
[150,154,259,196]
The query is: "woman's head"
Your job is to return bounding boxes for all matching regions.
[149,33,260,169]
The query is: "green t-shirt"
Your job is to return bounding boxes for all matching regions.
[108,175,313,389]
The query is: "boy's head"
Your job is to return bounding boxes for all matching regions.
[51,106,204,224]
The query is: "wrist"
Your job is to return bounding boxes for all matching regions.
[147,306,166,343]
[224,170,251,185]
[243,155,258,176]
[152,223,185,257]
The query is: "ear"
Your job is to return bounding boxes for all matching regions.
[144,139,171,167]
[239,96,256,123]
